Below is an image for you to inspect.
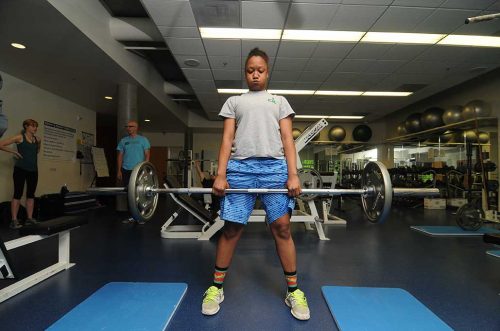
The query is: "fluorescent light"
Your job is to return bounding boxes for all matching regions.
[282,30,364,42]
[315,91,363,96]
[11,42,26,49]
[144,119,151,122]
[218,89,248,94]
[361,32,445,44]
[295,115,364,120]
[104,96,113,100]
[363,91,413,97]
[200,28,281,40]
[438,34,500,47]
[268,90,314,95]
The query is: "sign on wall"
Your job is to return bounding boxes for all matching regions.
[43,121,76,161]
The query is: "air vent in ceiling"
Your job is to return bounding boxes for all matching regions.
[190,0,240,27]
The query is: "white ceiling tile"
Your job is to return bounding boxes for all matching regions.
[335,59,376,72]
[393,0,445,6]
[415,45,481,62]
[196,92,221,103]
[376,73,444,89]
[304,58,342,71]
[270,70,302,81]
[182,68,213,80]
[143,0,197,27]
[190,79,217,92]
[460,47,500,63]
[208,56,242,70]
[274,57,309,71]
[328,5,387,30]
[366,60,406,73]
[203,39,242,57]
[276,41,318,58]
[397,60,461,75]
[341,0,393,4]
[441,0,496,10]
[488,1,500,10]
[299,70,331,82]
[347,44,392,60]
[413,8,479,33]
[312,42,357,58]
[286,3,340,29]
[212,69,242,80]
[166,38,206,55]
[174,55,210,69]
[242,40,280,58]
[267,81,298,89]
[371,6,435,32]
[383,44,430,60]
[291,0,341,3]
[294,81,323,90]
[158,26,200,38]
[242,1,289,29]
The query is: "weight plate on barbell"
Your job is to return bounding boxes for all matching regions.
[298,167,323,201]
[456,203,484,231]
[361,161,393,223]
[128,161,159,222]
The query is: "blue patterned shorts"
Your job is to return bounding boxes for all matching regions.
[220,158,295,224]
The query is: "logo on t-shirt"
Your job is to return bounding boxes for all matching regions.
[267,97,277,104]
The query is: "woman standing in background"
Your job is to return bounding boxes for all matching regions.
[0,119,41,228]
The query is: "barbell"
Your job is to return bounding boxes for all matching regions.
[87,161,439,224]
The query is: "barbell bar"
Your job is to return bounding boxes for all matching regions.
[87,161,439,224]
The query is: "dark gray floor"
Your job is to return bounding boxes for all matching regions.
[1,197,499,331]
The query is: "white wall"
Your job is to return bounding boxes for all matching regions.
[0,71,96,202]
[142,132,184,147]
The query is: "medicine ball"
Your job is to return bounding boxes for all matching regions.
[292,128,302,140]
[462,100,492,120]
[404,113,422,133]
[396,122,407,136]
[352,125,372,142]
[328,126,346,141]
[442,105,463,125]
[421,107,444,130]
[478,132,489,144]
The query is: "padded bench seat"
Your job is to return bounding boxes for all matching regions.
[20,215,88,236]
[484,233,500,245]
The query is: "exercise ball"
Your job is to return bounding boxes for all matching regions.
[439,130,454,143]
[292,128,302,140]
[464,130,478,142]
[352,125,372,142]
[478,132,489,144]
[404,113,422,133]
[462,100,492,120]
[442,105,463,125]
[396,122,407,136]
[328,126,346,141]
[421,107,444,130]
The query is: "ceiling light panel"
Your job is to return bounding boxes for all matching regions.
[282,30,364,42]
[199,28,282,39]
[438,35,500,47]
[361,32,445,44]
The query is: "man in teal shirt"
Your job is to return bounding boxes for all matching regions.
[117,120,150,223]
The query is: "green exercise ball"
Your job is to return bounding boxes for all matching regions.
[462,100,492,120]
[442,105,463,125]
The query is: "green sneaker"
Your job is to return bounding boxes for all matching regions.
[285,289,310,320]
[202,286,224,316]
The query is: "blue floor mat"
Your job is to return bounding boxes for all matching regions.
[411,226,500,236]
[47,282,187,331]
[322,286,452,331]
[486,250,500,258]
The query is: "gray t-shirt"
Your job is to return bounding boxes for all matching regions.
[219,90,295,160]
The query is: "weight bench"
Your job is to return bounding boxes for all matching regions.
[0,215,87,303]
[161,176,223,240]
